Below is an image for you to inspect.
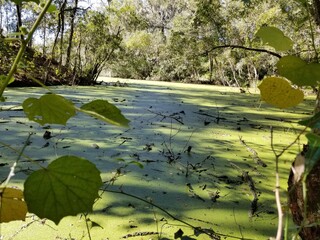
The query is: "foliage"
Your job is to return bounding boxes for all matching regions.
[258,76,304,108]
[80,99,130,127]
[24,156,102,224]
[22,93,76,125]
[1,0,316,86]
[1,0,320,239]
[256,18,320,238]
[0,0,129,228]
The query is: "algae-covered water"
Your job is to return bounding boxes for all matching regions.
[0,78,314,239]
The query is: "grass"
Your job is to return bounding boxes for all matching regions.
[0,78,315,239]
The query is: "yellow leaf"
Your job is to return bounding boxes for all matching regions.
[0,187,27,223]
[258,77,304,109]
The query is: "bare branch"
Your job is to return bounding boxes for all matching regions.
[205,45,282,59]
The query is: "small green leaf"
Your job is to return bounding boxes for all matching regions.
[256,26,293,51]
[298,112,320,128]
[258,77,304,108]
[128,161,144,169]
[23,93,76,125]
[47,4,57,13]
[277,56,320,86]
[80,100,130,127]
[24,156,102,225]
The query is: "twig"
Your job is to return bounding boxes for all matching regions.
[239,136,267,167]
[148,110,184,125]
[103,189,219,239]
[102,189,254,240]
[230,162,259,218]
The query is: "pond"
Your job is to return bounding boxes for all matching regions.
[0,78,314,239]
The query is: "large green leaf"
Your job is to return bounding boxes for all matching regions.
[24,156,102,225]
[258,77,304,108]
[277,55,320,86]
[80,100,130,127]
[256,26,293,51]
[23,93,76,125]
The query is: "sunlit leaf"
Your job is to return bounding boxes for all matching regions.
[47,4,57,13]
[80,100,130,127]
[258,77,304,108]
[256,26,293,51]
[0,187,27,223]
[24,156,102,225]
[23,93,76,125]
[277,55,320,86]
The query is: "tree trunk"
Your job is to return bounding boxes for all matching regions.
[288,152,320,239]
[16,4,23,40]
[59,0,67,70]
[208,53,213,82]
[65,0,78,68]
[52,0,67,60]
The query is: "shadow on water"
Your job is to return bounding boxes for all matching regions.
[0,78,314,239]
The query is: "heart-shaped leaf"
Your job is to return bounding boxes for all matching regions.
[256,26,293,51]
[24,156,102,225]
[277,55,320,86]
[80,100,130,127]
[258,77,304,108]
[23,93,76,125]
[0,187,27,223]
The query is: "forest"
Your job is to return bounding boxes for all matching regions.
[1,0,320,240]
[1,0,318,86]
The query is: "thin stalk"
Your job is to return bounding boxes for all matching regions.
[0,139,44,169]
[0,0,53,97]
[271,127,283,240]
[284,196,290,240]
[84,213,92,240]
